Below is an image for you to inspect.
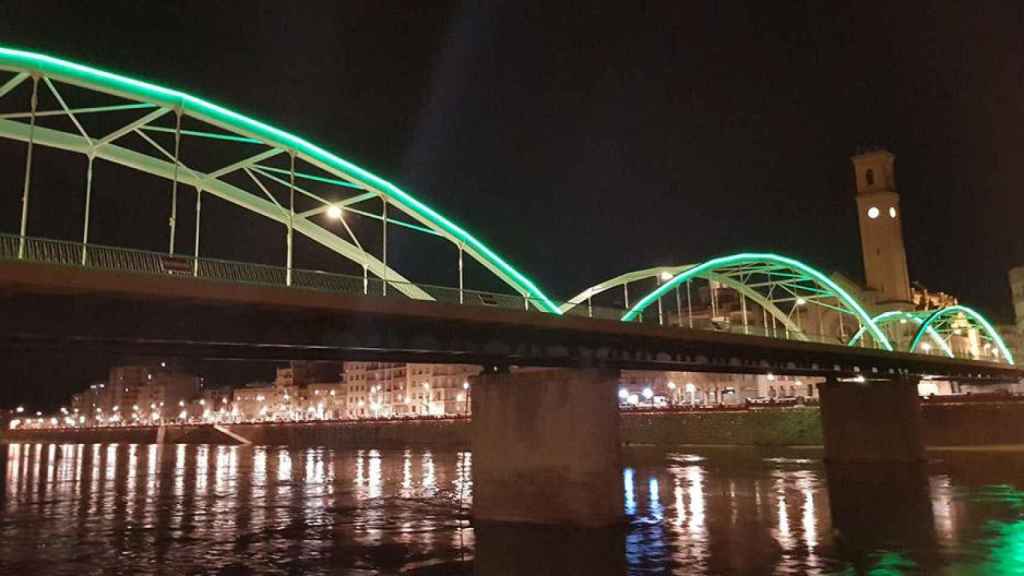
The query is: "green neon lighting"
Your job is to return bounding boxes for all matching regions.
[908,305,1014,365]
[140,124,263,144]
[254,164,364,190]
[0,45,561,314]
[847,310,953,356]
[621,252,894,351]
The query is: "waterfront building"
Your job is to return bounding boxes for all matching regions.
[68,363,201,424]
[342,362,478,418]
[231,382,276,421]
[618,370,817,407]
[69,382,106,419]
[305,382,346,419]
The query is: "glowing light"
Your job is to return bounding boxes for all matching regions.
[618,388,629,400]
[667,381,676,390]
[15,406,23,413]
[660,271,673,281]
[685,382,696,393]
[463,381,470,390]
[642,387,654,400]
[889,207,897,218]
[326,205,343,220]
[9,419,20,429]
[868,206,880,219]
[795,297,807,306]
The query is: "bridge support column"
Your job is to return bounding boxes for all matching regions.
[471,367,623,527]
[0,444,6,502]
[818,375,924,463]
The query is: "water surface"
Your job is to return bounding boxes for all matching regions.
[0,443,1022,574]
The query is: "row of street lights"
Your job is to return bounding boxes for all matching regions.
[618,381,699,407]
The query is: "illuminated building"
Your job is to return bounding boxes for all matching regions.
[342,362,478,417]
[851,149,912,304]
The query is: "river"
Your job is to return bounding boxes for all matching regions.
[0,442,1021,574]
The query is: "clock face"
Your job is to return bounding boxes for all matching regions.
[867,207,879,219]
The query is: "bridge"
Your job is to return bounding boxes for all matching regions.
[1,46,1021,527]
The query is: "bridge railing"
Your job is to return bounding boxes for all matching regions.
[0,233,866,347]
[0,233,568,313]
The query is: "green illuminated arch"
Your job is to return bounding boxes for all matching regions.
[563,264,805,336]
[847,310,953,356]
[0,46,560,313]
[621,253,893,350]
[908,305,1014,364]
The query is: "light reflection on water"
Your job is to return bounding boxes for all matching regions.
[0,443,1021,575]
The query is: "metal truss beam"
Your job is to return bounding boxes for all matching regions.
[0,117,431,300]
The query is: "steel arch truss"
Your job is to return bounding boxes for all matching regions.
[0,46,559,312]
[567,253,893,350]
[847,311,953,357]
[908,305,1014,365]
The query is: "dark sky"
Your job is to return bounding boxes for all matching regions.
[2,2,1024,408]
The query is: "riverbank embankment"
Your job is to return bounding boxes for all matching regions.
[4,403,1023,448]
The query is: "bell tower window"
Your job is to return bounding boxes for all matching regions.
[865,168,875,187]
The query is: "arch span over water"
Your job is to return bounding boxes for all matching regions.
[0,46,561,313]
[909,305,1014,365]
[568,253,893,350]
[847,311,953,357]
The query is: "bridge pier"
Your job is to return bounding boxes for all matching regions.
[0,444,6,503]
[471,367,624,527]
[818,375,925,463]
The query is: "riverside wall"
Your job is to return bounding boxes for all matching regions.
[3,403,1024,448]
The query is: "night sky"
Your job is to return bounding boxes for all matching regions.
[2,2,1024,408]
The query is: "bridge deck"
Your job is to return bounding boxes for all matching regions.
[0,260,1019,381]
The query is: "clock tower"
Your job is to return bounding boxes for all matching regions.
[852,149,911,303]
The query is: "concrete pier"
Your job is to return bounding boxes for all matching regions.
[471,368,624,526]
[818,375,925,463]
[0,444,6,503]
